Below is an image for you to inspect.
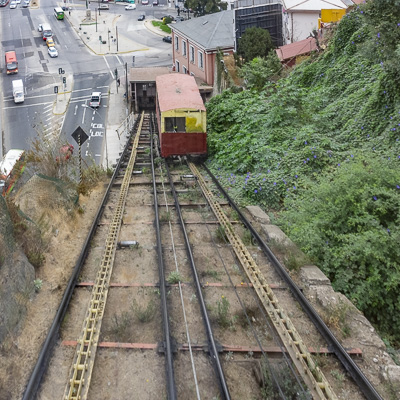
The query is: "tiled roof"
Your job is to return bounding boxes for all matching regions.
[276,37,318,61]
[171,10,234,51]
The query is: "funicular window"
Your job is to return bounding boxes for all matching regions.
[165,117,186,132]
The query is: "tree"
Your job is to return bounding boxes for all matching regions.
[238,27,274,62]
[239,53,282,90]
[185,0,227,17]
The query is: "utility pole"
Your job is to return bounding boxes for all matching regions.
[125,62,128,105]
[116,26,119,52]
[95,9,97,32]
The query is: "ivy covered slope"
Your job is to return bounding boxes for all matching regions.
[206,2,400,343]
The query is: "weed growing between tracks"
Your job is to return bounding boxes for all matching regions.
[215,296,238,330]
[323,299,351,339]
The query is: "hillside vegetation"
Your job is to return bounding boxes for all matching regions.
[206,1,400,344]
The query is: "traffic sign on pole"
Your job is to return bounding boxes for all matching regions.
[54,86,59,94]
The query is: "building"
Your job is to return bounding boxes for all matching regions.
[170,10,234,87]
[281,0,352,43]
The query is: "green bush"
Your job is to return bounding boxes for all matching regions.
[279,157,400,342]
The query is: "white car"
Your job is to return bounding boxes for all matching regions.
[10,1,17,8]
[48,47,58,58]
[38,24,43,32]
[15,0,21,3]
[22,0,29,7]
[125,4,136,10]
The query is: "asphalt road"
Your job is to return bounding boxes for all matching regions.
[0,0,175,159]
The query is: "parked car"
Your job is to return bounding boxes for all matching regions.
[142,0,149,4]
[22,0,29,7]
[9,1,17,8]
[138,14,145,21]
[99,3,109,9]
[162,36,172,43]
[125,4,136,9]
[15,0,21,3]
[38,24,43,32]
[61,5,71,10]
[48,47,58,58]
[160,14,174,21]
[46,38,55,48]
[152,0,158,5]
[175,16,185,22]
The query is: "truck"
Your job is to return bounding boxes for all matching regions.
[12,79,24,103]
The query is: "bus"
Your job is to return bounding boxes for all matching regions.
[5,51,18,74]
[54,7,64,20]
[0,149,25,196]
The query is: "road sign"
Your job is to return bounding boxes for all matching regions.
[54,86,59,94]
[71,126,89,146]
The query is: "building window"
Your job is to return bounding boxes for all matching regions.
[175,36,179,51]
[198,51,203,69]
[190,45,194,63]
[175,60,180,72]
[183,66,187,74]
[142,84,147,91]
[183,41,187,57]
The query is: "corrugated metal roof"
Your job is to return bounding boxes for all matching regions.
[156,74,206,112]
[276,37,318,60]
[128,66,174,82]
[282,0,350,10]
[171,10,234,50]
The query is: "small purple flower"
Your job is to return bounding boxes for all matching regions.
[273,182,276,186]
[263,178,266,181]
[305,141,307,144]
[373,196,377,201]
[396,185,400,189]
[387,228,390,233]
[314,155,317,158]
[295,175,298,178]
[293,186,296,189]
[338,163,341,166]
[254,189,257,193]
[351,154,354,158]
[307,158,310,161]
[377,33,381,38]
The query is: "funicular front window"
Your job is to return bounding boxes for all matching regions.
[165,117,186,132]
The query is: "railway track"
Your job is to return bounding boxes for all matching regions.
[23,112,383,399]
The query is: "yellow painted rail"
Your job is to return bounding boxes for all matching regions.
[64,112,145,400]
[189,162,338,400]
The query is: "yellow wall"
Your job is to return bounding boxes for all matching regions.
[321,9,346,23]
[161,109,206,133]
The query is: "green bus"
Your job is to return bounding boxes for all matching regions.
[54,7,64,20]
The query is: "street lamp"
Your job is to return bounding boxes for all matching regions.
[81,104,108,169]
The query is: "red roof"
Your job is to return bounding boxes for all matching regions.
[156,74,206,113]
[276,37,318,61]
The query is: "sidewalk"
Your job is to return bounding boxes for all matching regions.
[52,4,168,167]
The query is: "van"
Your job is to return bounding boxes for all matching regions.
[0,149,25,196]
[12,79,24,103]
[89,92,101,107]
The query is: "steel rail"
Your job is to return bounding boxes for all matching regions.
[150,115,177,399]
[202,163,384,400]
[165,161,231,400]
[190,162,335,400]
[22,113,140,400]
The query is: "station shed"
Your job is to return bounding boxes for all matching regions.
[156,74,207,158]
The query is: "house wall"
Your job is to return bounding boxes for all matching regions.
[172,32,233,86]
[285,11,319,43]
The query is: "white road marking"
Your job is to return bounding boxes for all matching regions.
[115,55,122,65]
[103,55,114,79]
